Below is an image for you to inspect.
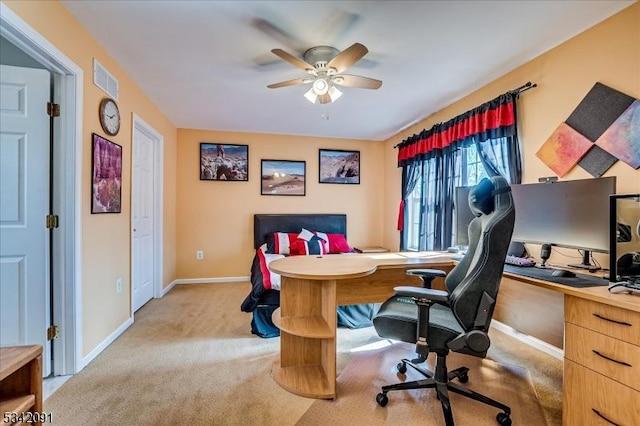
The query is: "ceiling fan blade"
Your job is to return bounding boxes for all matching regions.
[251,18,305,52]
[333,74,382,90]
[318,10,361,46]
[271,49,315,72]
[327,43,368,73]
[267,78,309,89]
[318,94,332,104]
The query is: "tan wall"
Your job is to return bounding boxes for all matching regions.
[383,3,640,260]
[4,1,178,355]
[5,0,639,359]
[176,129,385,278]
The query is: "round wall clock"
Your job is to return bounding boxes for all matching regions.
[99,98,121,136]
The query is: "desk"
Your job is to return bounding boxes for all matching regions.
[269,253,640,424]
[497,271,640,425]
[268,253,454,399]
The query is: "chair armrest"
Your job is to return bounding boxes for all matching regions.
[394,286,449,304]
[406,269,447,278]
[406,269,447,289]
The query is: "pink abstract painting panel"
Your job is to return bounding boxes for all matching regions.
[536,122,593,177]
[596,100,640,169]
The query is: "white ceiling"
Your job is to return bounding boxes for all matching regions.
[61,0,634,141]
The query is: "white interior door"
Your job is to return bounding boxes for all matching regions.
[132,125,155,311]
[0,64,51,375]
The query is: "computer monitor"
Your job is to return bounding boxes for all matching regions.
[510,176,616,269]
[609,194,640,282]
[454,185,476,246]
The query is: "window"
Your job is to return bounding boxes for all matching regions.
[405,144,488,251]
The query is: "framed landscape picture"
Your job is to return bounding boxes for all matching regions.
[200,143,249,181]
[261,159,306,196]
[91,133,122,213]
[319,149,360,184]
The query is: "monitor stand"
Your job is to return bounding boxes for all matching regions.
[568,250,601,271]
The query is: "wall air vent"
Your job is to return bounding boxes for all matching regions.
[93,58,118,100]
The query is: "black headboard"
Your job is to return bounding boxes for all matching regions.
[253,214,347,249]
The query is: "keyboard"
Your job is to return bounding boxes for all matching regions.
[504,255,536,267]
[609,280,640,295]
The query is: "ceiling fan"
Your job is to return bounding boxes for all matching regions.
[266,43,382,104]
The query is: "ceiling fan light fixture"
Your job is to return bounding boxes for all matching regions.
[304,87,318,104]
[328,85,343,102]
[312,78,329,95]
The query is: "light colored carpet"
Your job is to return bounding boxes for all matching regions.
[43,283,561,425]
[298,342,546,425]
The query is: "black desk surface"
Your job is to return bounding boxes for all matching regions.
[503,264,608,288]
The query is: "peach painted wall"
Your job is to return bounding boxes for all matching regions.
[176,129,385,278]
[4,1,178,355]
[383,3,640,264]
[5,0,638,359]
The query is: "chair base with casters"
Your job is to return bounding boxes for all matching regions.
[375,349,511,426]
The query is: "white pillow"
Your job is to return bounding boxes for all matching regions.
[297,228,315,242]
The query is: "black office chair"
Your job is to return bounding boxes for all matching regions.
[373,176,515,426]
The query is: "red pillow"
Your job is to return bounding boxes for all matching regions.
[268,232,298,254]
[289,237,328,256]
[326,233,352,253]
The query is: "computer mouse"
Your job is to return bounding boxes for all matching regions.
[552,269,576,278]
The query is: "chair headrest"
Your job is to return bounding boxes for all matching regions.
[469,177,511,216]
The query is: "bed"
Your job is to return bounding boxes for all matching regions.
[240,213,379,338]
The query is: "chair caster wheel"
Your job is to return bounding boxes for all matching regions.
[458,372,469,383]
[496,412,512,426]
[396,362,407,374]
[376,392,389,407]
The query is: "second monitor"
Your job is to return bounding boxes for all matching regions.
[455,176,616,269]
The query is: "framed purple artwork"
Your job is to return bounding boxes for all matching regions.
[91,133,122,213]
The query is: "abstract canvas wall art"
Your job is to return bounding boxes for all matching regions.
[596,100,640,169]
[536,122,593,177]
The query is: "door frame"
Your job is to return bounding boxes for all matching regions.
[131,113,164,317]
[1,4,83,375]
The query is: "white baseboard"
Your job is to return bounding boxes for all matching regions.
[490,320,564,361]
[162,279,178,296]
[173,276,250,285]
[161,276,249,296]
[80,316,134,370]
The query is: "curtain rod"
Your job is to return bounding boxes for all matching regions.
[393,81,537,148]
[510,81,537,95]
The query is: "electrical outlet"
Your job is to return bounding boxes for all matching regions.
[116,278,122,293]
[196,250,204,260]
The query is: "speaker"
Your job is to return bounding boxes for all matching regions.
[507,241,526,257]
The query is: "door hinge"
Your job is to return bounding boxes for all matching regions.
[46,214,59,229]
[47,325,60,340]
[47,102,60,117]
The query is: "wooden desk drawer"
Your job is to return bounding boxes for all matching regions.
[565,295,640,345]
[565,323,640,392]
[563,360,640,426]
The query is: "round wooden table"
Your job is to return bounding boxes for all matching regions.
[268,255,377,399]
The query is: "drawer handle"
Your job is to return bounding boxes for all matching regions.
[592,408,620,426]
[592,349,632,367]
[592,313,632,326]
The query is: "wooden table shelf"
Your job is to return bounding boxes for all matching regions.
[0,345,43,426]
[271,362,333,399]
[278,315,333,339]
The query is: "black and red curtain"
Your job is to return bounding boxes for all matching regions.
[397,92,522,250]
